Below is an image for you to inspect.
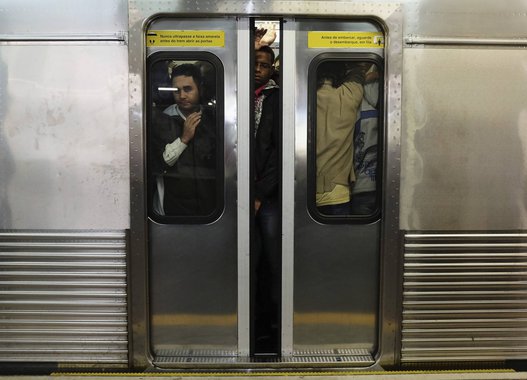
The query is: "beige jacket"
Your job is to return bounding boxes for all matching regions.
[316,79,364,194]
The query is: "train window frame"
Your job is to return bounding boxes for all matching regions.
[146,51,225,224]
[307,53,384,225]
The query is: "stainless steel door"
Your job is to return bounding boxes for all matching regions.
[146,18,240,361]
[144,15,386,365]
[129,0,403,369]
[281,19,385,360]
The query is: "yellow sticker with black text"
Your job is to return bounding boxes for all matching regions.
[146,30,225,47]
[308,31,384,48]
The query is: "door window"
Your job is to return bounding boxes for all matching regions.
[147,53,224,223]
[308,55,383,223]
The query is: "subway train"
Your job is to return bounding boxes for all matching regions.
[1,0,527,374]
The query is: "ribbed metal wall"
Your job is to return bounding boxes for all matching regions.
[402,232,527,363]
[0,231,128,365]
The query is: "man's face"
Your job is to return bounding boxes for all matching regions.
[255,51,274,87]
[173,75,200,114]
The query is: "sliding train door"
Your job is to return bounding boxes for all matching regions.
[142,14,387,367]
[281,19,385,364]
[145,18,240,364]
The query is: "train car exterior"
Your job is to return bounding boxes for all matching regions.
[0,0,527,373]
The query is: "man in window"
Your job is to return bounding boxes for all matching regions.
[254,45,281,353]
[150,63,216,217]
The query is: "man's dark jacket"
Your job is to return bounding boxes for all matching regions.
[149,107,217,216]
[255,86,280,204]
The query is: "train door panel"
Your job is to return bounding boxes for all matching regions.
[284,19,384,357]
[144,15,385,364]
[146,18,239,359]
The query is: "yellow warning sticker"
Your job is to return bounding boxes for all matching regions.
[308,31,385,48]
[146,30,225,47]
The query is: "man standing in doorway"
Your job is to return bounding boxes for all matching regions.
[253,45,281,354]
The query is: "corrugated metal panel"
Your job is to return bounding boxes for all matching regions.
[402,233,527,362]
[0,231,128,364]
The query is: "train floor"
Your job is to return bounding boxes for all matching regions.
[4,371,527,380]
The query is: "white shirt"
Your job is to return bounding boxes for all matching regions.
[162,104,188,166]
[154,104,189,215]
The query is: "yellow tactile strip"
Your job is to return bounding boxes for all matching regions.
[52,369,516,377]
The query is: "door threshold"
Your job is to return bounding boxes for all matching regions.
[153,348,374,368]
